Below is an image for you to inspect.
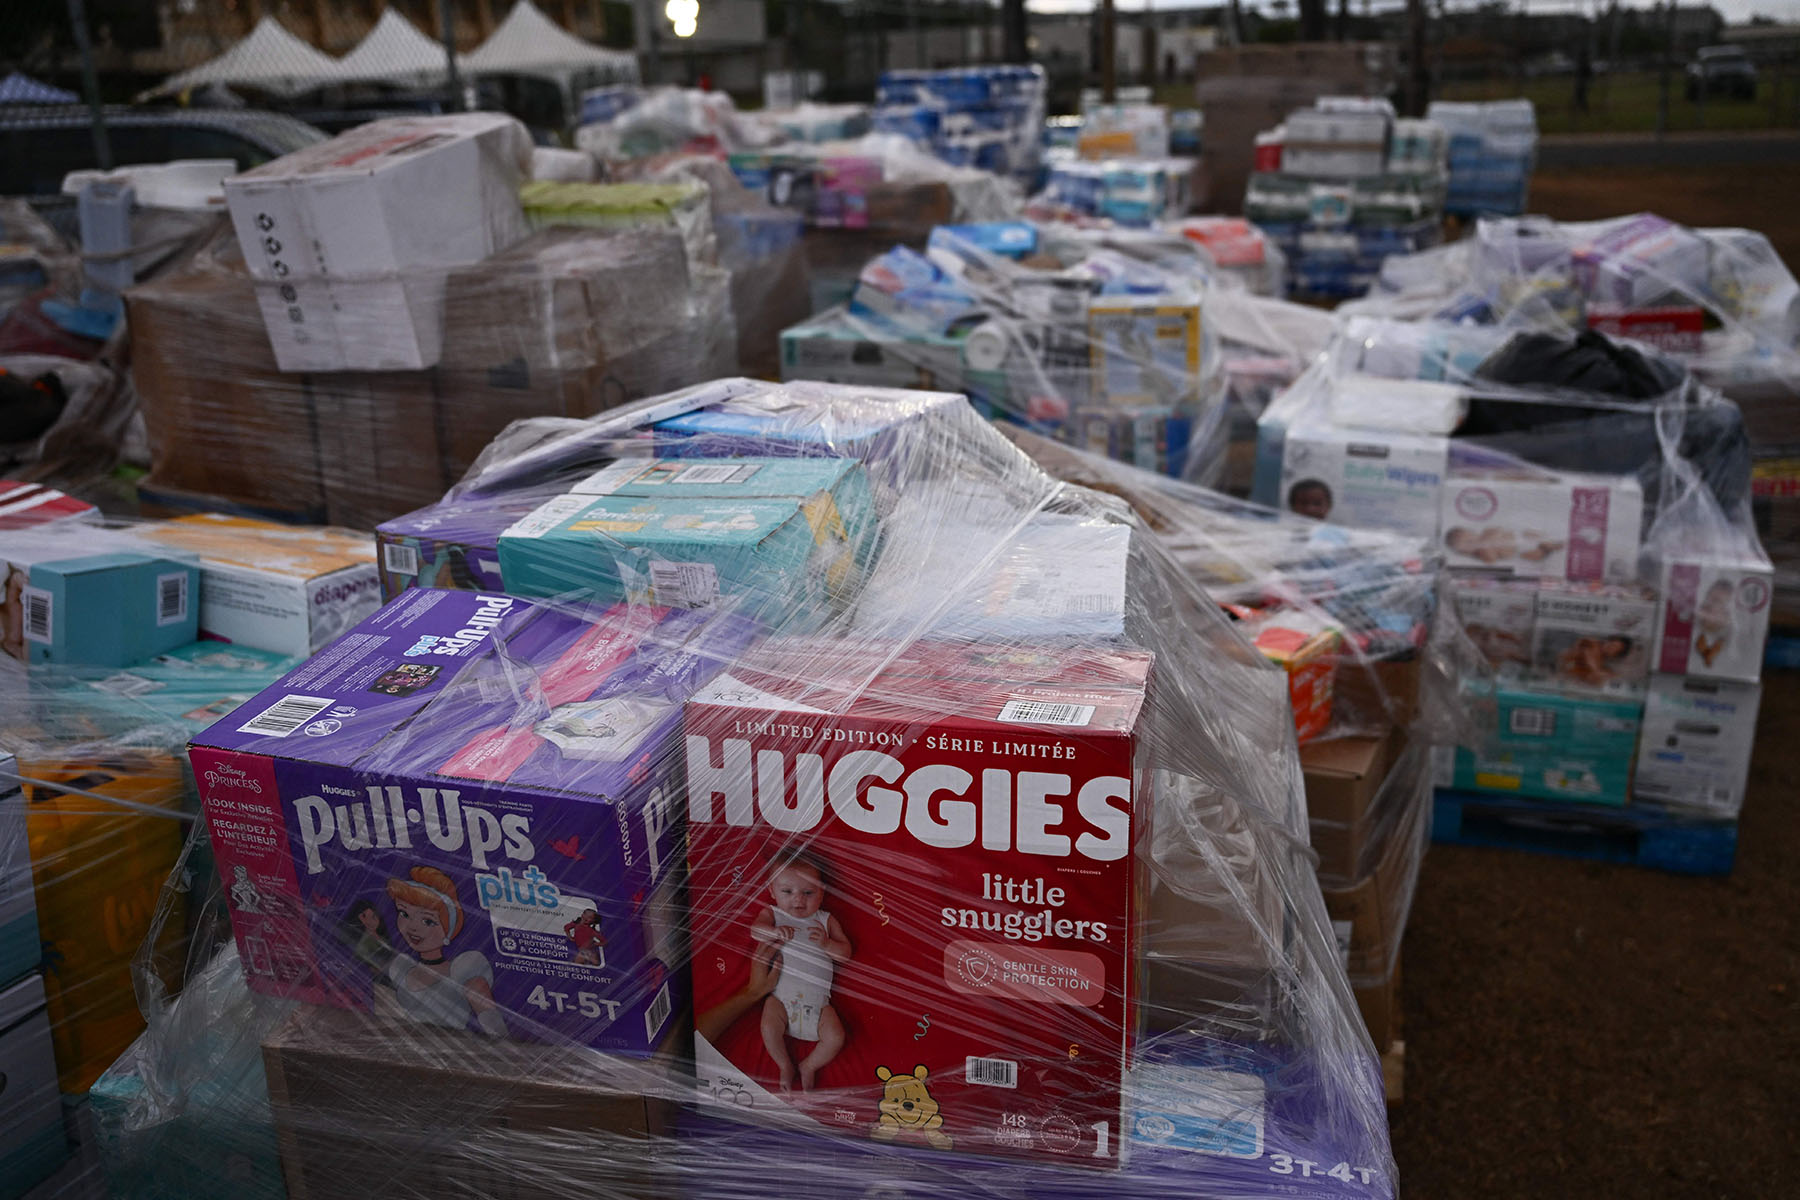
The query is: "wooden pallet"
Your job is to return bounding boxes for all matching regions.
[1432,788,1737,876]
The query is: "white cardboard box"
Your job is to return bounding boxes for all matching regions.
[1530,582,1657,694]
[134,515,381,656]
[1280,420,1448,537]
[1651,557,1773,685]
[224,114,531,371]
[1448,574,1538,669]
[1440,472,1642,582]
[1634,675,1761,818]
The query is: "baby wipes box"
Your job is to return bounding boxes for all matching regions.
[1439,472,1642,582]
[497,457,877,630]
[1279,422,1448,539]
[1652,557,1772,685]
[135,514,381,656]
[1633,675,1761,818]
[191,589,756,1054]
[685,639,1151,1167]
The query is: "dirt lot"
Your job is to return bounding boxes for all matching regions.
[1391,672,1800,1197]
[1529,160,1800,266]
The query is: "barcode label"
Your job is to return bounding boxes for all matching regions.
[21,587,52,644]
[645,981,673,1042]
[674,463,760,485]
[572,459,654,496]
[237,694,335,738]
[157,572,189,625]
[1508,707,1556,738]
[649,560,719,610]
[383,541,420,577]
[503,494,591,541]
[997,699,1096,727]
[966,1056,1018,1089]
[91,672,161,698]
[1064,593,1120,614]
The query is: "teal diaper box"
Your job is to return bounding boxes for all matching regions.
[1447,683,1642,806]
[6,552,201,668]
[0,974,69,1200]
[497,456,878,628]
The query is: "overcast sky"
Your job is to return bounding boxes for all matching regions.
[1023,0,1800,25]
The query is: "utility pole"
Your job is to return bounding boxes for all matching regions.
[1100,0,1116,100]
[66,0,111,169]
[1003,0,1028,62]
[1656,0,1675,137]
[1406,0,1427,115]
[439,0,466,109]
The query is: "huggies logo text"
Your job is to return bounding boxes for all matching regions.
[293,784,533,874]
[684,736,1130,861]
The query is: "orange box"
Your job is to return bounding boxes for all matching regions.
[1249,618,1342,745]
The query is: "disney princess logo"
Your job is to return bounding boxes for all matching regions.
[204,763,262,793]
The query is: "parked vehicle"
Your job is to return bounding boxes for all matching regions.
[1686,45,1758,101]
[0,105,325,199]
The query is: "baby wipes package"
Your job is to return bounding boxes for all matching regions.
[190,589,757,1054]
[685,639,1152,1167]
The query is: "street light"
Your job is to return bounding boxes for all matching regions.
[666,0,698,38]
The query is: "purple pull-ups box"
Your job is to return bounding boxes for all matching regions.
[191,588,755,1054]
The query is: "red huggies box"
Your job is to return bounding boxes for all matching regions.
[684,640,1153,1167]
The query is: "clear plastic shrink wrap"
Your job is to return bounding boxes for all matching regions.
[779,221,1329,491]
[0,512,378,1196]
[119,115,757,529]
[1257,324,1769,834]
[998,427,1440,1061]
[31,377,1402,1200]
[1343,212,1800,411]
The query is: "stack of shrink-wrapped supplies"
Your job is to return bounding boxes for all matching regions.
[1245,98,1446,300]
[999,426,1442,1089]
[0,495,388,1196]
[873,66,1047,186]
[124,113,820,529]
[1256,316,1768,873]
[1347,211,1800,631]
[12,377,1403,1199]
[778,219,1330,488]
[1025,98,1197,230]
[1423,100,1537,218]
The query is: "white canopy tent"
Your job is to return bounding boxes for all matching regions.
[138,16,343,101]
[463,1,638,85]
[337,9,462,84]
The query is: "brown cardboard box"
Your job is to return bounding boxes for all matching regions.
[1144,781,1289,1028]
[433,227,714,479]
[263,1004,683,1200]
[1354,954,1401,1052]
[308,372,447,531]
[128,250,327,517]
[1321,831,1411,990]
[1303,727,1403,883]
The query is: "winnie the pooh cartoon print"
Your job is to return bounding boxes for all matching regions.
[872,1064,952,1150]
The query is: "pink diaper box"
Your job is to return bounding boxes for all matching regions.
[1440,472,1642,582]
[1652,557,1772,685]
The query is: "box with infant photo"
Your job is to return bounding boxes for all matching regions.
[685,638,1152,1168]
[191,588,755,1055]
